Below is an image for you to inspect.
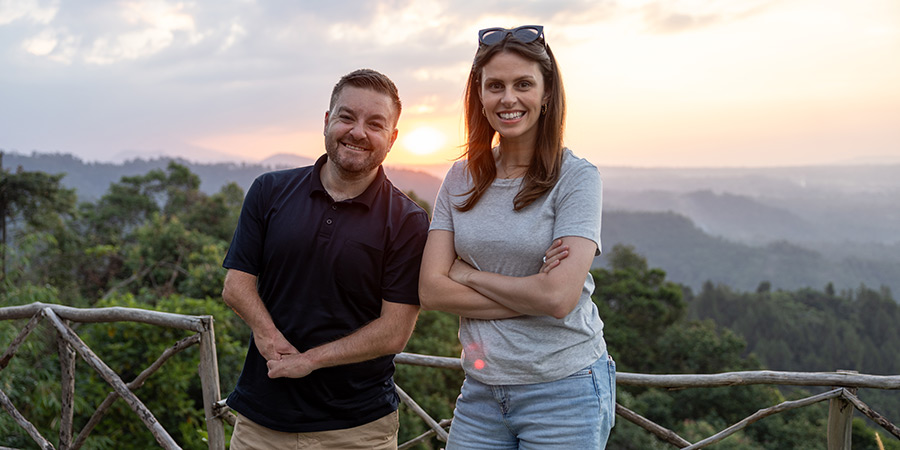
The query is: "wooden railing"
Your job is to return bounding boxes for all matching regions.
[393,353,900,449]
[2,302,898,449]
[0,303,225,450]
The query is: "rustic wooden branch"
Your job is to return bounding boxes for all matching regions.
[100,266,153,301]
[394,353,900,391]
[165,257,187,289]
[398,419,452,450]
[615,402,691,448]
[58,331,76,450]
[395,352,463,370]
[197,318,226,449]
[0,302,206,332]
[211,400,236,427]
[618,370,900,390]
[683,388,843,449]
[0,310,44,371]
[842,389,900,440]
[43,308,181,449]
[0,386,55,450]
[71,334,201,450]
[396,384,450,442]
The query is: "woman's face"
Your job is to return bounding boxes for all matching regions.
[479,51,548,145]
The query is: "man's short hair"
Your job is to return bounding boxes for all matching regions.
[329,69,402,125]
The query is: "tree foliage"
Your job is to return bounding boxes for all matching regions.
[690,279,900,426]
[0,162,246,449]
[2,165,898,449]
[0,160,78,291]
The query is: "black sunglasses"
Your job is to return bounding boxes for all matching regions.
[478,25,544,47]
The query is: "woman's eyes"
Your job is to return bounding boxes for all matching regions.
[488,81,532,90]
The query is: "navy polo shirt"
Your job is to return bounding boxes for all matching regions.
[222,154,429,432]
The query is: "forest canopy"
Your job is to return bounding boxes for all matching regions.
[1,162,897,449]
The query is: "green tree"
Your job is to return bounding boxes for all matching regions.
[592,244,685,373]
[592,245,828,449]
[1,162,248,448]
[0,159,79,297]
[74,162,240,300]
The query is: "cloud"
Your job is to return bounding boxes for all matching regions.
[219,21,245,52]
[0,0,58,25]
[14,0,870,166]
[22,27,56,55]
[83,0,201,64]
[635,0,775,33]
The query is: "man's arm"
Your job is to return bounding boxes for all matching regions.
[265,300,419,379]
[222,269,298,360]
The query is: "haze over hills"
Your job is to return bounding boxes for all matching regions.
[5,150,899,297]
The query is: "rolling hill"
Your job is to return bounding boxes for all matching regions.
[6,151,898,297]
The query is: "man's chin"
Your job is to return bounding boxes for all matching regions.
[333,157,381,176]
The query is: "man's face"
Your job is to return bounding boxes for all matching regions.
[323,86,399,177]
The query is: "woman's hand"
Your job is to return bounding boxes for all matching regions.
[449,258,476,285]
[540,239,570,273]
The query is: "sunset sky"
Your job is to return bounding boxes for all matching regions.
[1,0,898,169]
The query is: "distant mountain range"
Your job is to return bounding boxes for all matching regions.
[5,151,899,297]
[2,151,442,207]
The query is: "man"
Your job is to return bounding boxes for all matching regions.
[221,68,429,449]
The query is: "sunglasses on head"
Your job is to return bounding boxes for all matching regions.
[478,25,544,47]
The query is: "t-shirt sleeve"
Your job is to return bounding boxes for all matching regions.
[381,209,430,305]
[222,177,266,274]
[428,163,462,233]
[553,162,603,255]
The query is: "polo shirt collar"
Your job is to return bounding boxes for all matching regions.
[311,154,386,210]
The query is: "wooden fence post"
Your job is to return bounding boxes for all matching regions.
[197,317,226,449]
[58,327,76,450]
[827,370,858,450]
[43,308,181,449]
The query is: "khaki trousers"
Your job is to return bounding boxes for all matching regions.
[230,410,399,450]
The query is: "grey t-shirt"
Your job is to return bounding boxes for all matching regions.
[430,148,606,384]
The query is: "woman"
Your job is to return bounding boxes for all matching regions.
[419,25,615,449]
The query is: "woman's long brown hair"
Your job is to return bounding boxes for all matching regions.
[456,33,566,212]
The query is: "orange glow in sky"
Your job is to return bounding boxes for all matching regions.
[3,0,898,168]
[375,0,900,168]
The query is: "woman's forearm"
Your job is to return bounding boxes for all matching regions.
[450,236,597,319]
[419,272,523,319]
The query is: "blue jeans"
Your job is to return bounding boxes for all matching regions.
[446,353,616,449]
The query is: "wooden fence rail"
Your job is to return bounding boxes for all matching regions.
[0,302,224,450]
[393,353,900,449]
[2,303,898,449]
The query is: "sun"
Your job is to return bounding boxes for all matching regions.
[401,126,446,155]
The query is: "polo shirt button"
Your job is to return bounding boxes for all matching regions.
[331,205,337,210]
[326,218,333,225]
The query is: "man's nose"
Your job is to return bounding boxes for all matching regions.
[348,121,366,140]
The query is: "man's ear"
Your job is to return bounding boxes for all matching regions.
[388,127,399,151]
[323,110,330,135]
